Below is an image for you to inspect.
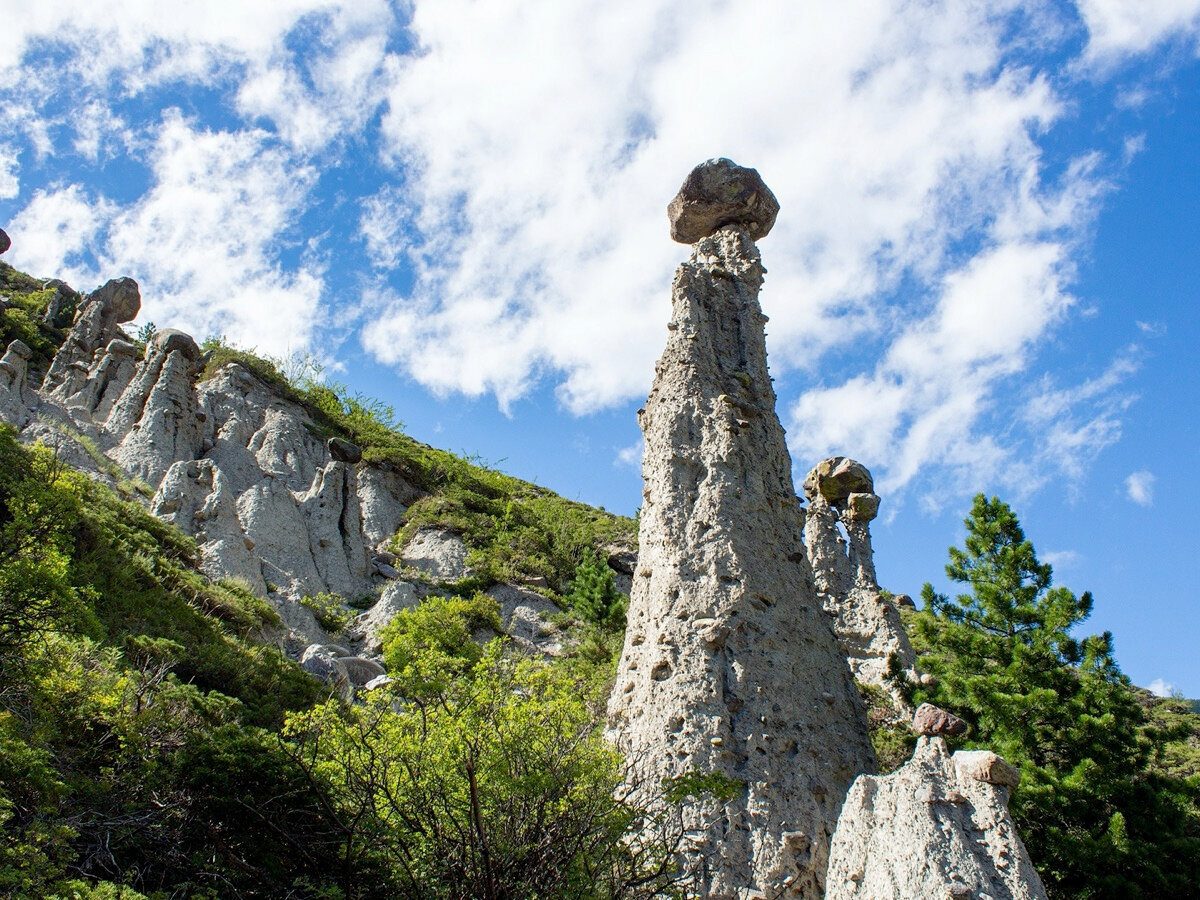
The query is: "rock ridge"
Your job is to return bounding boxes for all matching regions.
[0,268,588,690]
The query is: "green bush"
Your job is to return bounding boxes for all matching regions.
[566,550,627,629]
[299,591,352,635]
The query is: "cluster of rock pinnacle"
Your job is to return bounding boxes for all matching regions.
[607,158,1047,898]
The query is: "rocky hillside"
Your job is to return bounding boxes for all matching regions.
[1,251,635,697]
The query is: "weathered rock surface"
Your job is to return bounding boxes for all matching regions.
[40,280,79,326]
[399,526,470,581]
[803,457,917,700]
[487,583,563,656]
[348,580,420,655]
[608,194,874,897]
[0,228,10,254]
[44,277,140,392]
[826,737,1047,900]
[0,268,629,693]
[0,339,34,425]
[668,158,780,244]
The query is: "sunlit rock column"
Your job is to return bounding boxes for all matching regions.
[802,457,917,701]
[608,159,875,899]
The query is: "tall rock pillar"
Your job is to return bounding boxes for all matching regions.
[608,160,875,898]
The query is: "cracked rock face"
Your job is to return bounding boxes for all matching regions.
[667,158,780,244]
[803,457,917,700]
[608,200,873,898]
[826,737,1047,900]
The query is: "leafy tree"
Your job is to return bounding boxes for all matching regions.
[381,592,503,697]
[0,427,90,664]
[288,599,678,898]
[910,495,1200,897]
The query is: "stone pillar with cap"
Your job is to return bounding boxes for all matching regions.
[608,159,873,899]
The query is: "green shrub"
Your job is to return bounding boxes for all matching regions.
[566,550,627,629]
[300,591,352,635]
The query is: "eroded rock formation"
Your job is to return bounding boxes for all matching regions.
[609,160,874,898]
[803,456,917,700]
[826,735,1047,900]
[0,267,580,690]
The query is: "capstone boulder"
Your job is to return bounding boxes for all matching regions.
[667,157,780,244]
[913,703,969,738]
[803,456,874,506]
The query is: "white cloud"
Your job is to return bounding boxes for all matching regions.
[4,184,114,284]
[1125,470,1155,506]
[0,146,17,200]
[97,112,324,356]
[369,1,1090,417]
[0,0,396,156]
[786,239,1121,497]
[614,442,643,471]
[71,101,128,161]
[1076,0,1200,65]
[1042,550,1080,570]
[0,0,1183,514]
[359,186,412,270]
[0,112,331,355]
[1148,677,1176,698]
[1136,320,1166,337]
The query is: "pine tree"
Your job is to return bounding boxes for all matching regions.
[566,551,626,630]
[911,495,1200,897]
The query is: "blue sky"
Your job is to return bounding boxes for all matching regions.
[1,0,1198,696]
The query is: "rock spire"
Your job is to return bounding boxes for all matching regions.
[608,161,874,898]
[802,456,917,700]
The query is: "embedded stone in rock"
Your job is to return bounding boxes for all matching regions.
[0,228,9,254]
[149,328,201,361]
[803,456,874,506]
[667,157,780,244]
[914,703,969,737]
[954,749,1021,787]
[89,277,141,324]
[328,436,363,464]
[299,644,352,700]
[106,338,139,358]
[340,655,386,686]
